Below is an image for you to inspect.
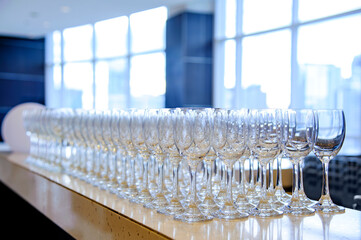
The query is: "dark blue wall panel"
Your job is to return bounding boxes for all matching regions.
[0,36,45,142]
[165,12,213,108]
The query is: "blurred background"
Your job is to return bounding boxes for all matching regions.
[1,1,361,234]
[0,0,361,157]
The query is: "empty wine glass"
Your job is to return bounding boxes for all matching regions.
[48,108,66,172]
[311,110,346,213]
[111,110,129,198]
[283,109,316,215]
[212,108,249,220]
[250,109,283,217]
[130,109,153,204]
[143,109,168,210]
[157,108,185,215]
[102,110,119,192]
[84,110,101,185]
[198,147,219,215]
[119,109,139,199]
[235,146,255,213]
[174,108,213,222]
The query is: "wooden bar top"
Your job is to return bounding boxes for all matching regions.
[0,152,360,240]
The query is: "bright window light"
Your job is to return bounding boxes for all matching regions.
[130,7,167,53]
[95,16,128,58]
[63,24,93,61]
[242,30,291,108]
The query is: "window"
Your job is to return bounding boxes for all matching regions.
[45,6,167,110]
[214,0,361,155]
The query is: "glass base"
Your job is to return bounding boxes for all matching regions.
[246,188,260,205]
[235,195,255,214]
[115,188,129,199]
[144,193,168,210]
[251,199,283,218]
[131,189,153,204]
[213,204,249,220]
[274,186,292,203]
[157,199,185,216]
[126,185,140,201]
[311,195,345,213]
[215,188,227,206]
[198,195,220,215]
[174,207,213,223]
[283,205,315,216]
[299,191,316,207]
[312,201,345,214]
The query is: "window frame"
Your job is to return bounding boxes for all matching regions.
[45,7,167,109]
[213,0,361,109]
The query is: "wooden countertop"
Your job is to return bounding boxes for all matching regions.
[0,152,360,240]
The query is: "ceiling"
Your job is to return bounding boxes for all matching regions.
[0,0,207,39]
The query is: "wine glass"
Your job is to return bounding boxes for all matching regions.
[130,109,153,204]
[312,110,346,213]
[111,109,129,199]
[119,109,139,199]
[250,109,283,217]
[62,108,76,174]
[235,146,255,213]
[198,147,219,215]
[84,110,101,185]
[174,108,213,222]
[212,108,249,220]
[143,108,168,209]
[48,108,66,172]
[157,108,185,215]
[102,110,119,192]
[283,109,316,215]
[274,109,292,202]
[92,110,107,188]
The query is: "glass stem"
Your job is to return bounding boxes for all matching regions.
[130,156,136,187]
[112,149,118,180]
[292,160,299,199]
[143,158,149,191]
[249,155,255,188]
[257,160,262,187]
[299,158,305,193]
[157,161,164,194]
[172,161,180,199]
[225,164,234,204]
[261,163,267,200]
[239,160,246,195]
[321,161,330,198]
[276,155,283,188]
[121,154,128,185]
[189,166,197,206]
[206,161,213,196]
[269,160,274,191]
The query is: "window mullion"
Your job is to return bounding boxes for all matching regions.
[234,0,243,109]
[60,31,65,108]
[126,17,132,108]
[290,0,300,108]
[213,0,226,107]
[92,23,96,109]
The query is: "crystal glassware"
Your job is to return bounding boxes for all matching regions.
[119,109,139,199]
[130,109,153,204]
[249,109,283,217]
[212,108,249,220]
[174,108,213,222]
[311,110,346,213]
[157,108,185,215]
[198,147,219,215]
[143,109,169,210]
[283,109,316,215]
[235,146,255,213]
